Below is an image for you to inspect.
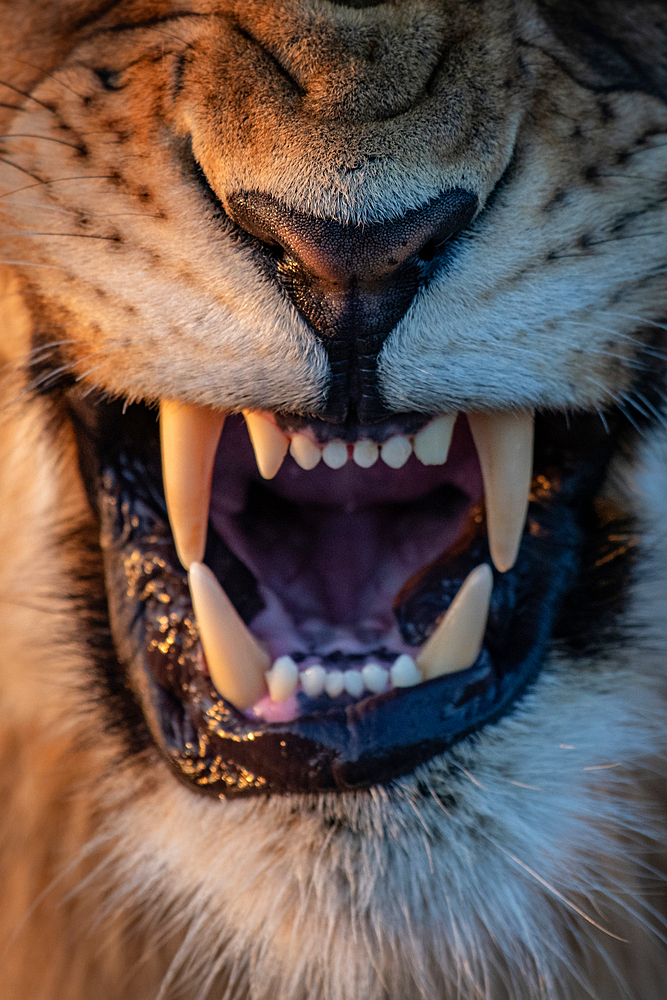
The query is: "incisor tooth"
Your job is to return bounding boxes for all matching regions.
[188,561,269,710]
[361,663,388,693]
[417,564,492,681]
[324,670,345,697]
[468,411,534,573]
[290,434,321,470]
[265,655,299,703]
[413,414,456,466]
[390,654,422,687]
[301,664,326,697]
[343,669,364,697]
[243,411,289,479]
[160,400,225,570]
[353,439,379,468]
[322,440,348,469]
[381,435,412,469]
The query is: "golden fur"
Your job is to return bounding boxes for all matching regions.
[2,2,667,998]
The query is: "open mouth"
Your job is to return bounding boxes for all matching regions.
[69,391,636,796]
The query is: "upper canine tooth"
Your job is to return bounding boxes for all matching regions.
[467,411,534,573]
[160,400,225,570]
[188,561,269,710]
[243,411,289,479]
[413,414,456,466]
[381,435,412,469]
[290,434,322,470]
[417,564,493,680]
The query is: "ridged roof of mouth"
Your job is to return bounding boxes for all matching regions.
[72,393,638,796]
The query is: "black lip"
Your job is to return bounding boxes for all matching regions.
[66,393,638,797]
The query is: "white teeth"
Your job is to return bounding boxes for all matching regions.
[353,439,379,468]
[324,670,345,697]
[175,403,522,709]
[243,410,290,479]
[361,662,389,693]
[159,400,225,570]
[188,561,269,710]
[301,664,326,697]
[265,655,299,703]
[290,433,322,470]
[381,435,412,469]
[468,411,534,573]
[322,440,348,469]
[343,669,364,697]
[417,564,493,681]
[413,414,456,466]
[390,654,422,687]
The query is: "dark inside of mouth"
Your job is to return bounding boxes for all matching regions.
[207,414,482,717]
[69,393,639,795]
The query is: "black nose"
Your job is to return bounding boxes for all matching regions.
[226,189,477,422]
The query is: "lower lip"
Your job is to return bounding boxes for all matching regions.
[99,455,584,796]
[76,396,627,797]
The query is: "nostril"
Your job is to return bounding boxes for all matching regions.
[260,238,285,262]
[226,189,477,289]
[417,236,447,264]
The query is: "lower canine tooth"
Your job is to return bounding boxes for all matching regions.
[322,440,348,469]
[417,564,493,681]
[188,561,269,710]
[160,400,225,570]
[390,654,422,687]
[353,439,379,468]
[243,411,289,479]
[265,655,299,702]
[290,434,321,470]
[413,414,455,466]
[381,435,412,469]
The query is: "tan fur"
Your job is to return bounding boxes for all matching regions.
[2,2,667,998]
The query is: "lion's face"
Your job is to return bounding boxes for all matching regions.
[2,2,667,998]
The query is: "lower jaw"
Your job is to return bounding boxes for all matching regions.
[74,396,636,797]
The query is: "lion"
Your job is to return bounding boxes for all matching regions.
[2,1,667,997]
